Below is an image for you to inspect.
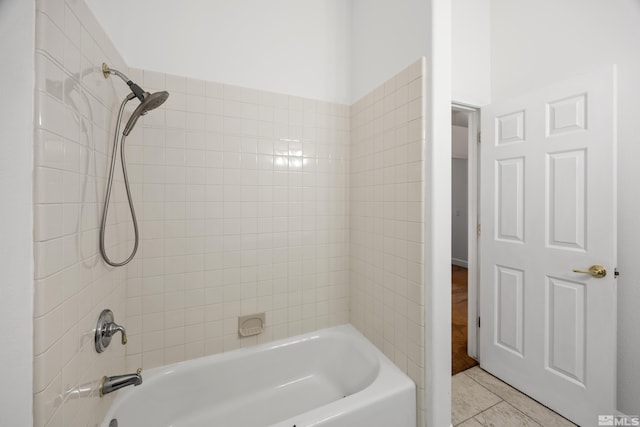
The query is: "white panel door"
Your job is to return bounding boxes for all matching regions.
[480,66,617,427]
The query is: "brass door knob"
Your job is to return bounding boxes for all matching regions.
[572,265,607,278]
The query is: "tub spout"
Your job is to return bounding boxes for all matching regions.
[99,368,142,397]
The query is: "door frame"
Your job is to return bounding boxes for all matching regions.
[452,103,481,361]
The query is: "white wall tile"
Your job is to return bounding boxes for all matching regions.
[122,68,350,368]
[36,12,65,64]
[143,70,165,90]
[350,59,425,424]
[165,74,185,93]
[33,1,129,426]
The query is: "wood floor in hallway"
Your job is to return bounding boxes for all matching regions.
[452,265,478,375]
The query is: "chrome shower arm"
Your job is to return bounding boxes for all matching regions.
[102,63,132,84]
[102,62,146,102]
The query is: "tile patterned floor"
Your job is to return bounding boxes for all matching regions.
[452,366,577,427]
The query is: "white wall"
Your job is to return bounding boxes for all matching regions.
[84,0,351,104]
[423,1,453,426]
[451,125,468,159]
[350,0,429,103]
[86,0,483,107]
[451,158,468,266]
[452,0,490,106]
[490,0,640,415]
[0,0,34,424]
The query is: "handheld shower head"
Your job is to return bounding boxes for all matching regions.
[102,63,170,135]
[123,91,169,136]
[100,63,170,267]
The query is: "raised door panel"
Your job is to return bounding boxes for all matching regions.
[495,266,524,357]
[546,150,586,250]
[545,277,586,385]
[546,94,587,137]
[496,110,526,145]
[496,158,525,243]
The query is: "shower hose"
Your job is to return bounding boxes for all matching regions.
[99,94,139,267]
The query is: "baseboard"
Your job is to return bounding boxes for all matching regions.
[452,258,468,268]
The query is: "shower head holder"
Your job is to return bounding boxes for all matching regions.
[102,62,147,102]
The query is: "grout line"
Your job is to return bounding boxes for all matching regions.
[459,368,576,426]
[454,400,504,426]
[452,370,503,426]
[461,369,501,399]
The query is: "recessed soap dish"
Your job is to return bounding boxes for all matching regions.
[238,313,265,337]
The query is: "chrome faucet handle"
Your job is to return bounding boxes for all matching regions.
[95,309,128,353]
[107,321,128,345]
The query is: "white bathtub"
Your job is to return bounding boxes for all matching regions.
[101,324,416,427]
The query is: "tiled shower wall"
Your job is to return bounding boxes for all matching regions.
[350,59,426,425]
[122,69,350,369]
[33,0,132,426]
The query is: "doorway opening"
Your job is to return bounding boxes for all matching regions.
[451,105,479,375]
